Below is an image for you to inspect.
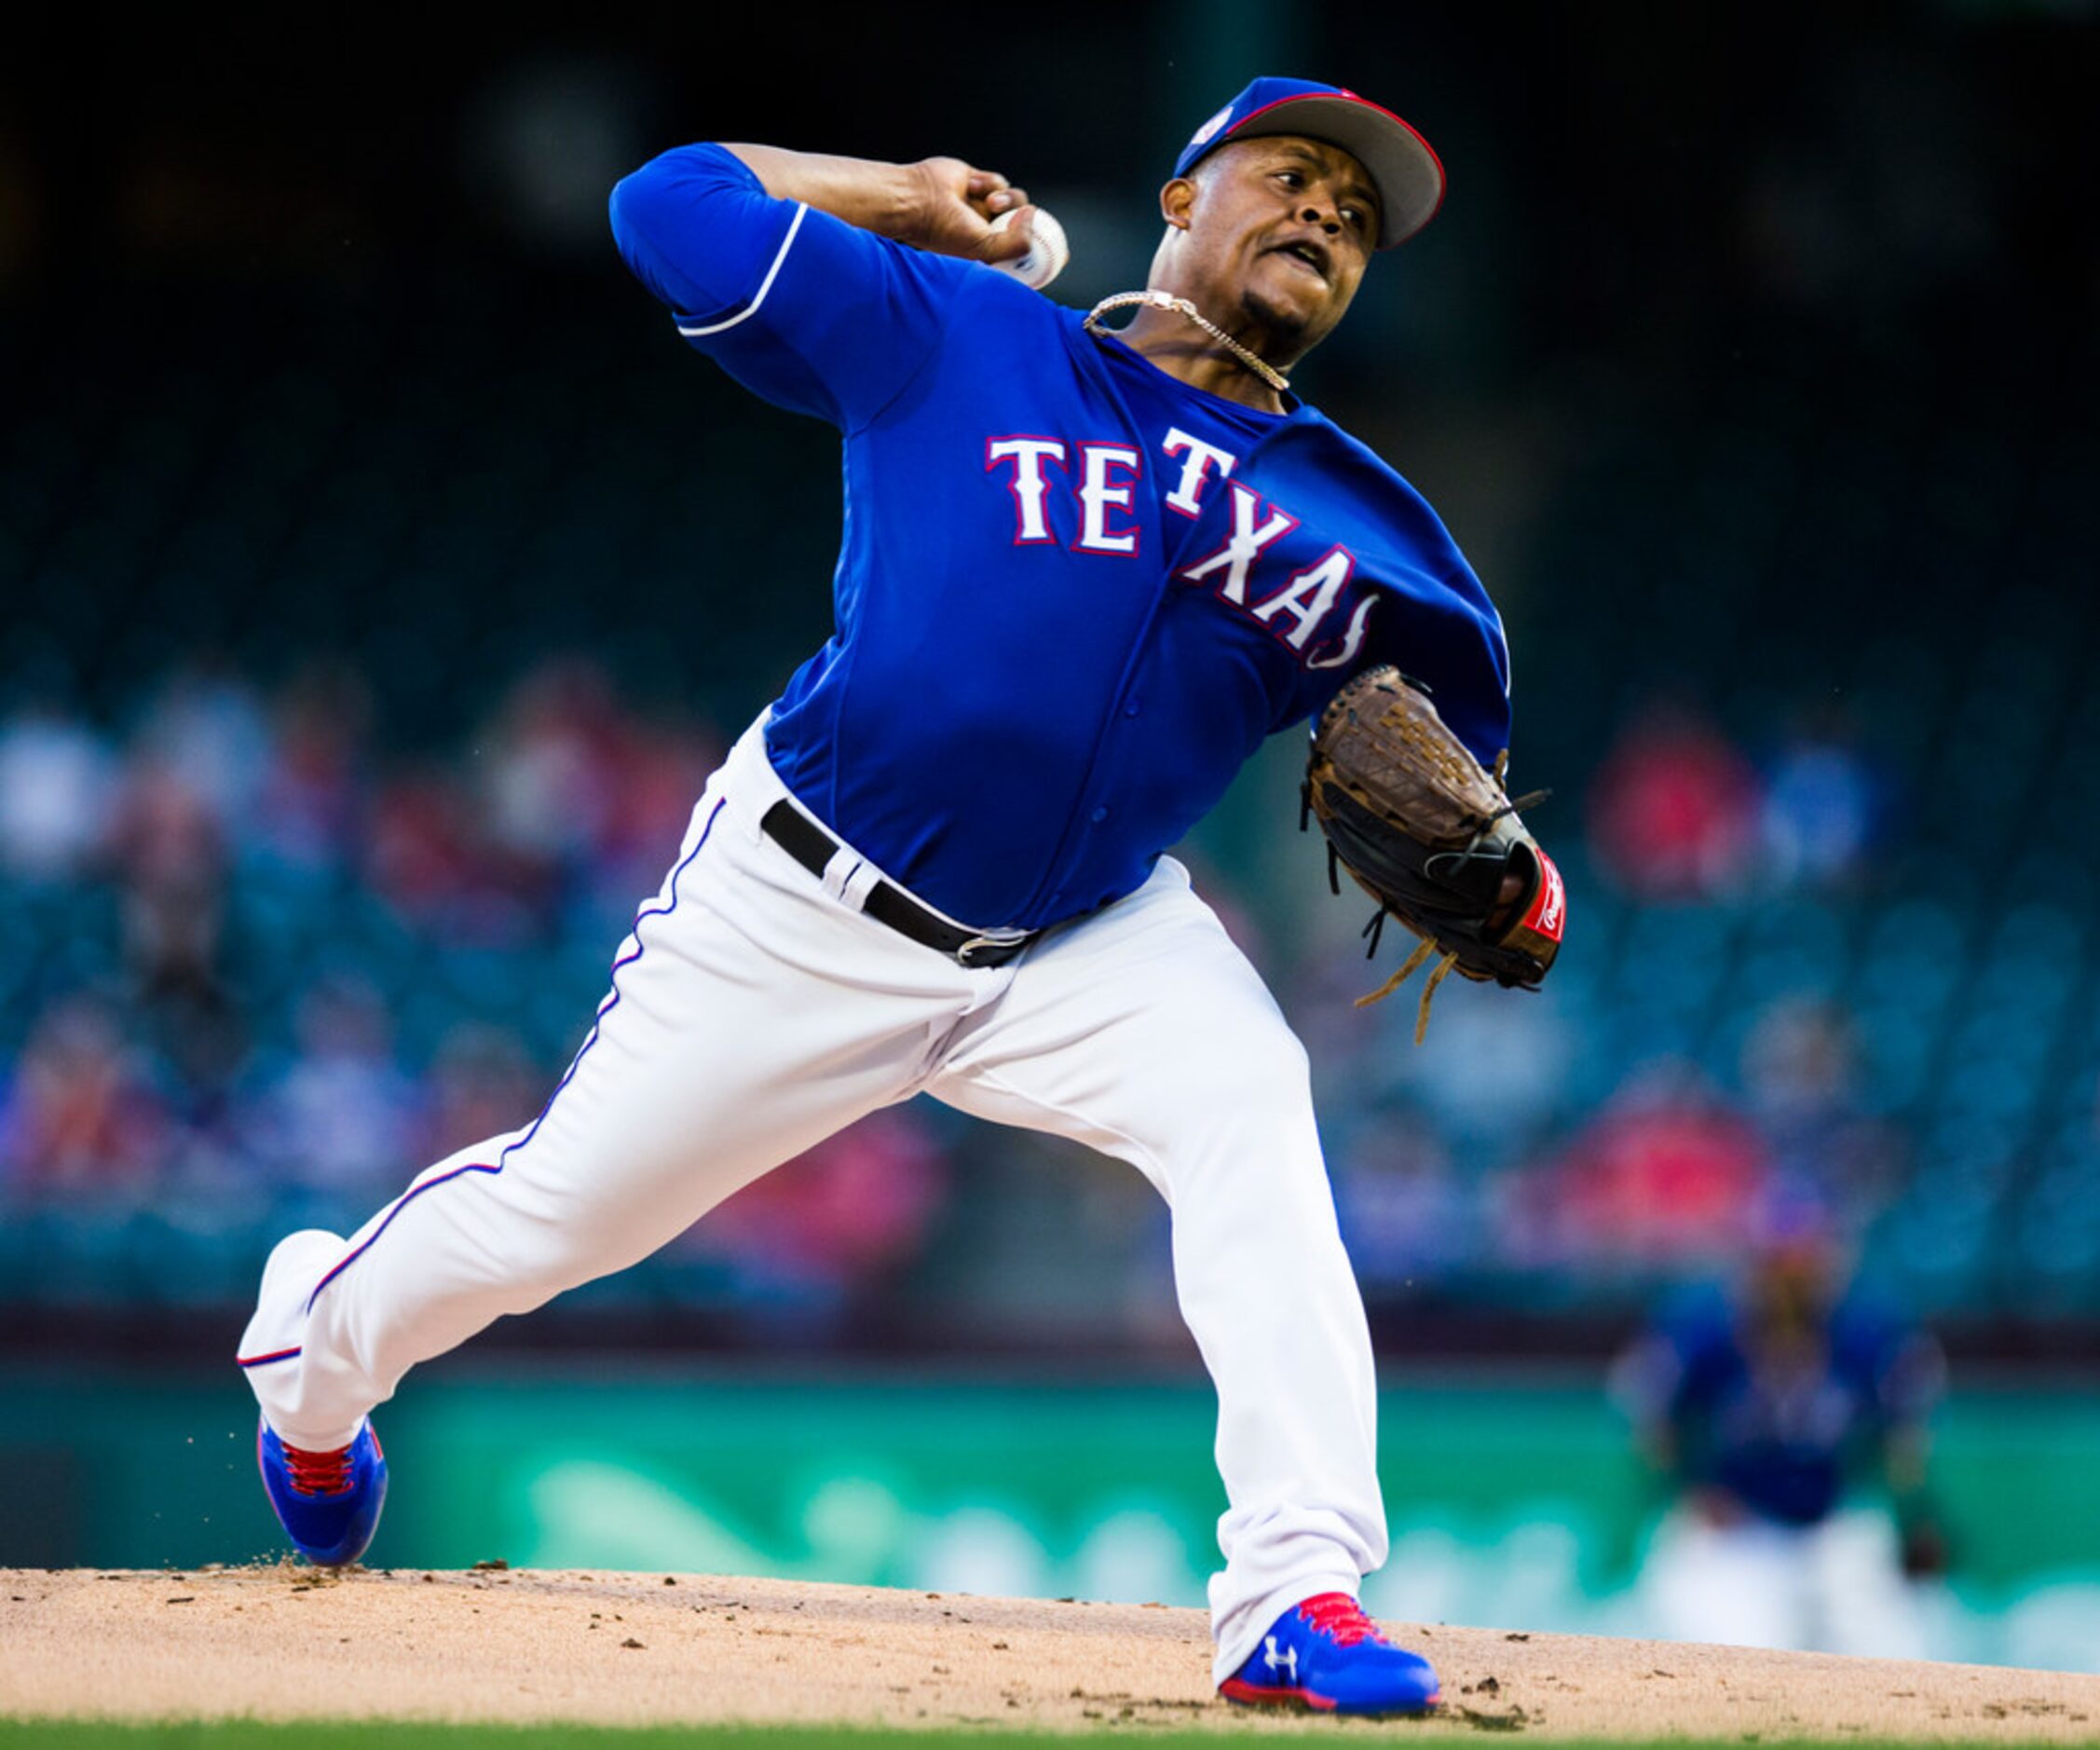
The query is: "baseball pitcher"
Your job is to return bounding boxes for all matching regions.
[237,76,1564,1716]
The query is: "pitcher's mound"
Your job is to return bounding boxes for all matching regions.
[4,1565,2096,1740]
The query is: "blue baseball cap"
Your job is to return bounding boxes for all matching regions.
[1174,76,1446,251]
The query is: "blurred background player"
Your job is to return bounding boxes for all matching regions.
[1611,1185,1951,1656]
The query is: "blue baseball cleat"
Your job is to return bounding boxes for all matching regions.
[256,1415,388,1567]
[1220,1592,1440,1716]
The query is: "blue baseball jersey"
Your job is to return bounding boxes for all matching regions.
[610,144,1512,931]
[1620,1285,1944,1528]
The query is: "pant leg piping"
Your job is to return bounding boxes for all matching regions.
[302,799,727,1313]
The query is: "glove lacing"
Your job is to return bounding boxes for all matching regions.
[1356,935,1460,1046]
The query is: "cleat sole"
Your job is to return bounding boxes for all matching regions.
[1220,1676,1439,1717]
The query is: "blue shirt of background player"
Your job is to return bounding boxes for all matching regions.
[610,144,1512,932]
[1621,1283,1943,1529]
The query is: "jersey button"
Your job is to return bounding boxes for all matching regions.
[1124,699,1142,718]
[1091,806,1109,824]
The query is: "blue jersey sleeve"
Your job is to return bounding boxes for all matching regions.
[608,143,969,430]
[1237,414,1514,765]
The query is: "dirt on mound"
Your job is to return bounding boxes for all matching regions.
[3,1565,2096,1739]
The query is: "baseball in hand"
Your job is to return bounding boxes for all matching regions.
[989,207,1070,291]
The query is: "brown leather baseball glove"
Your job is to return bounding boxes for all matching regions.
[1303,665,1565,1043]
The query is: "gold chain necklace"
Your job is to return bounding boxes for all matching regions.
[1084,290,1290,396]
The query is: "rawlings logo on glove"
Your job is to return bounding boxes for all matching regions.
[1302,665,1564,1043]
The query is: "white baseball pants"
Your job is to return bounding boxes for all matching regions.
[239,718,1388,1680]
[1641,1505,1930,1658]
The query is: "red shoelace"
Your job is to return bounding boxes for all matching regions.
[281,1441,355,1497]
[1295,1593,1390,1647]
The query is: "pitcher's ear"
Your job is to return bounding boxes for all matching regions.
[1160,176,1197,230]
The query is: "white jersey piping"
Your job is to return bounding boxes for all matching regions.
[676,201,809,337]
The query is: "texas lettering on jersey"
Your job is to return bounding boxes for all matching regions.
[612,143,1513,929]
[986,425,1376,674]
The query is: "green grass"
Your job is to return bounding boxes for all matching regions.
[0,1727,2079,1750]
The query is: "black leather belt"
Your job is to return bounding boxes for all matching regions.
[759,800,1038,968]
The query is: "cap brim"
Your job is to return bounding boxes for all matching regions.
[1220,91,1445,250]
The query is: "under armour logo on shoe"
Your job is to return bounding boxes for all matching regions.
[1263,1635,1298,1679]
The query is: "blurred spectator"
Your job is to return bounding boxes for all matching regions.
[1612,1185,1949,1655]
[250,975,420,1194]
[1375,974,1572,1156]
[132,658,271,836]
[106,750,252,1112]
[1330,1108,1473,1291]
[1589,702,1763,900]
[0,991,170,1194]
[421,1020,542,1161]
[112,758,228,1008]
[1759,713,1881,891]
[571,712,722,939]
[0,700,116,882]
[673,1108,949,1324]
[1503,1060,1769,1268]
[1740,995,1899,1211]
[364,762,479,926]
[480,657,623,874]
[248,663,373,879]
